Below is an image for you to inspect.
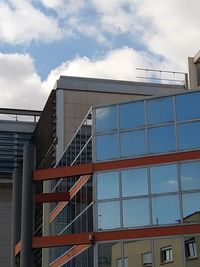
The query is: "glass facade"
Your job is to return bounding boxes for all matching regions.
[95,160,200,230]
[94,91,200,161]
[98,235,200,267]
[49,90,200,266]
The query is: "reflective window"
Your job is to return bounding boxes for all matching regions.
[97,171,119,200]
[180,161,200,191]
[148,125,176,154]
[185,237,198,260]
[119,101,145,129]
[123,198,149,227]
[150,164,178,194]
[154,237,184,267]
[122,168,148,197]
[96,133,119,161]
[98,201,120,229]
[95,106,117,133]
[152,195,180,225]
[124,240,152,267]
[98,242,121,267]
[147,96,174,125]
[178,122,200,150]
[176,91,200,121]
[182,192,200,222]
[120,130,146,157]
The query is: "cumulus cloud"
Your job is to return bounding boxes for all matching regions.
[42,47,163,90]
[0,0,62,43]
[0,53,47,109]
[0,48,164,110]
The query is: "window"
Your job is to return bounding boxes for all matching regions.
[147,96,174,125]
[185,238,197,259]
[142,252,152,266]
[96,133,119,161]
[95,105,117,133]
[98,201,120,230]
[148,125,176,154]
[119,101,145,129]
[161,246,173,263]
[120,129,146,157]
[178,121,200,150]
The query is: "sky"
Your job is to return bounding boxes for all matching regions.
[0,0,200,110]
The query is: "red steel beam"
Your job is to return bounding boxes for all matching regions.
[33,150,200,181]
[50,174,91,222]
[49,244,91,267]
[32,232,94,248]
[33,224,200,249]
[15,224,200,256]
[35,192,70,203]
[33,163,93,181]
[15,240,21,256]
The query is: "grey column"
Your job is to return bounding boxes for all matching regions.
[11,169,22,267]
[20,144,35,267]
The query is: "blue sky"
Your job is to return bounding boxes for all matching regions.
[0,0,200,109]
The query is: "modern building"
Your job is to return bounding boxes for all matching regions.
[7,53,200,267]
[0,108,41,267]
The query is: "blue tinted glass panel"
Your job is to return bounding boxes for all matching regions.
[122,168,148,197]
[120,130,146,157]
[95,106,117,133]
[98,201,120,229]
[96,133,119,161]
[119,101,145,129]
[178,122,200,150]
[176,91,200,121]
[150,164,178,193]
[180,161,200,191]
[147,97,174,125]
[148,125,176,154]
[182,192,200,221]
[123,198,149,227]
[97,171,119,200]
[152,195,180,225]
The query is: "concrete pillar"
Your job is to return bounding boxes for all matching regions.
[11,169,22,267]
[20,144,35,267]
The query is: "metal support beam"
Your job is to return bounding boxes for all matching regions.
[20,144,35,267]
[35,192,70,203]
[11,170,22,267]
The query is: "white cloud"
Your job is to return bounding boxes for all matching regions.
[0,0,62,43]
[0,53,47,109]
[0,48,162,110]
[42,47,162,90]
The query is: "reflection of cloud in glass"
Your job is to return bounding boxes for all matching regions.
[164,179,178,187]
[182,175,194,182]
[96,107,110,120]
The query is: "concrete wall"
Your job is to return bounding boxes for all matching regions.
[0,183,12,267]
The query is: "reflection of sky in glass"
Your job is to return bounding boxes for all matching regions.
[150,164,178,193]
[176,91,200,121]
[147,97,174,125]
[182,192,200,219]
[178,122,200,150]
[122,168,148,197]
[98,201,120,230]
[97,171,119,200]
[95,106,117,133]
[96,133,119,161]
[148,125,176,154]
[120,130,146,157]
[123,198,149,227]
[180,161,200,191]
[152,195,180,225]
[119,101,145,129]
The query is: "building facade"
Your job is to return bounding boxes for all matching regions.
[0,108,40,267]
[10,74,200,267]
